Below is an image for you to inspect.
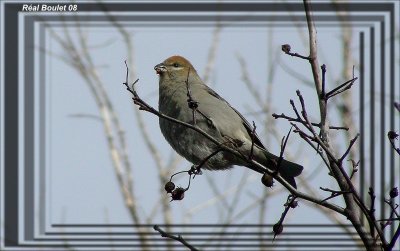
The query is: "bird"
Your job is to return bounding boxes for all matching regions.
[154,55,303,188]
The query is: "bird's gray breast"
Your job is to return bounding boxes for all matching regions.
[158,84,231,169]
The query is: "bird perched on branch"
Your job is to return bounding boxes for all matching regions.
[154,55,303,188]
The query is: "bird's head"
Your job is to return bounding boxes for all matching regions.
[154,55,197,82]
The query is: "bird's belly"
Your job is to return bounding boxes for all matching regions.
[159,116,233,170]
[158,86,239,170]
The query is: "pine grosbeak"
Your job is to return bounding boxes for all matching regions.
[155,55,303,188]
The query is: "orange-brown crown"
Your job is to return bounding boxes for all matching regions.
[163,55,196,70]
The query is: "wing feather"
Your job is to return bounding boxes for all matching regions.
[204,86,266,149]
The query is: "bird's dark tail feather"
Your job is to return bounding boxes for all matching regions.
[277,159,303,189]
[262,152,303,189]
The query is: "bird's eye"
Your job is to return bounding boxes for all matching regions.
[173,63,179,67]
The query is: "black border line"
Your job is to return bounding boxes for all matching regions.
[4,2,19,247]
[370,26,375,198]
[359,30,365,226]
[380,19,386,225]
[389,0,398,235]
[24,14,35,243]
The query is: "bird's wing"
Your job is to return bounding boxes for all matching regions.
[204,86,266,150]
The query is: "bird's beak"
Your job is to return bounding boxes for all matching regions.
[154,63,166,75]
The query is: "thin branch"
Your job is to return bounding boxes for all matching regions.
[388,131,400,155]
[321,64,326,98]
[325,77,358,100]
[394,102,400,112]
[368,187,377,238]
[348,159,360,180]
[276,126,293,172]
[377,217,400,222]
[193,148,223,175]
[387,224,400,251]
[339,133,360,163]
[290,122,333,170]
[320,187,352,203]
[273,195,298,240]
[281,44,311,60]
[272,112,349,130]
[384,198,400,218]
[153,225,199,251]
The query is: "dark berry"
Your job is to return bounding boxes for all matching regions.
[290,200,299,208]
[388,131,399,140]
[261,173,274,188]
[281,44,291,53]
[171,187,185,201]
[164,181,175,193]
[389,187,398,198]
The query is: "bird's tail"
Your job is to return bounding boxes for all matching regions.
[262,151,303,189]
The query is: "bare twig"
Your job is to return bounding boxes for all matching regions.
[387,224,400,251]
[325,77,358,100]
[339,134,360,163]
[394,102,400,112]
[321,64,326,98]
[273,195,298,240]
[276,126,293,172]
[281,44,311,60]
[368,188,377,238]
[388,131,400,155]
[384,197,400,219]
[348,159,360,180]
[320,187,352,203]
[153,225,199,251]
[290,123,331,168]
[272,112,349,130]
[377,217,400,222]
